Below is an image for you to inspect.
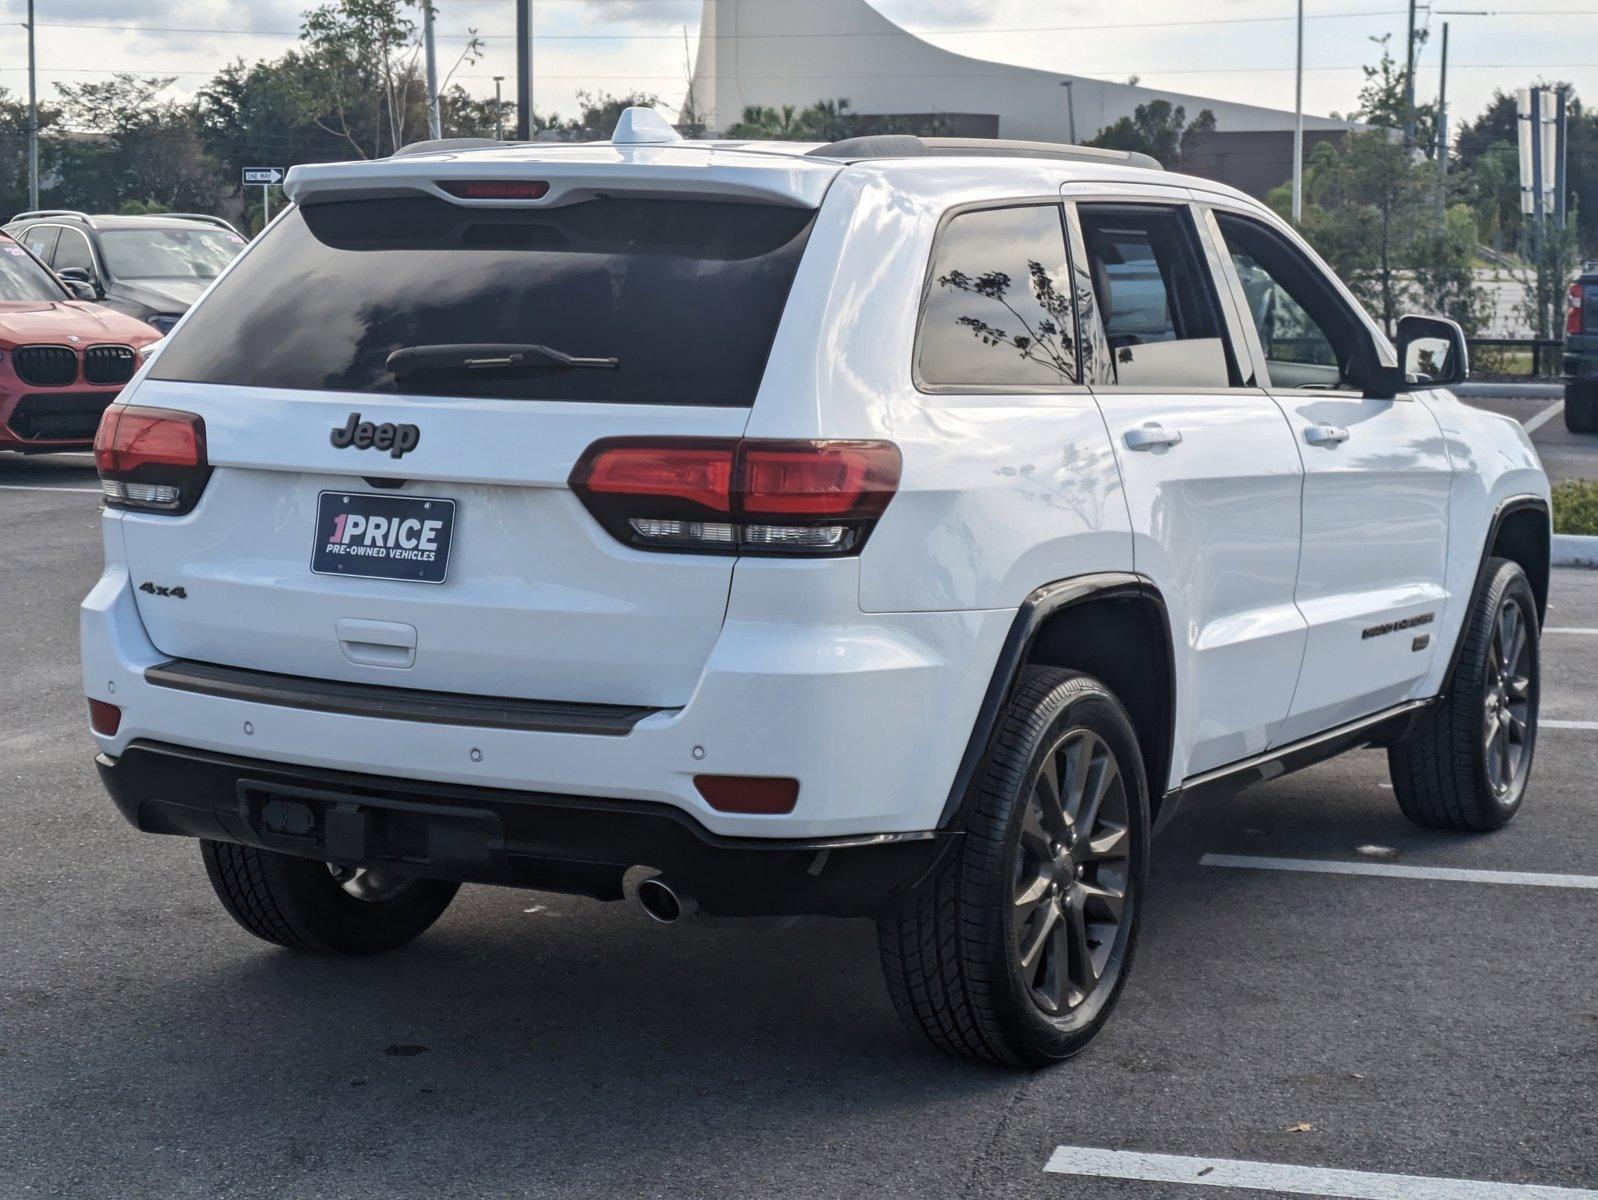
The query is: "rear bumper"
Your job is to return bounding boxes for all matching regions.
[83,558,1014,837]
[98,739,958,917]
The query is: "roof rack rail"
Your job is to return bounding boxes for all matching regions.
[392,136,506,158]
[8,209,97,228]
[805,136,1162,171]
[162,213,244,235]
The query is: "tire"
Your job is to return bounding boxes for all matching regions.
[1566,382,1598,434]
[1388,557,1540,831]
[877,667,1149,1067]
[200,841,459,955]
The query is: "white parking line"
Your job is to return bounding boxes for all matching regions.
[1545,628,1598,635]
[1522,399,1566,435]
[1544,719,1598,731]
[1200,853,1598,890]
[1043,1146,1598,1199]
[0,483,100,495]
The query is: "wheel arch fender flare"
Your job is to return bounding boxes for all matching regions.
[936,572,1177,831]
[1440,494,1550,696]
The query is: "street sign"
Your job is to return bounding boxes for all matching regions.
[243,167,284,186]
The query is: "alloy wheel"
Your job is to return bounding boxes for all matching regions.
[1010,728,1133,1015]
[1483,596,1534,798]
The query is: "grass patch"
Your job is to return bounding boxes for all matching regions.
[1552,479,1598,536]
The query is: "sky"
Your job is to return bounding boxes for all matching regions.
[2,0,1596,137]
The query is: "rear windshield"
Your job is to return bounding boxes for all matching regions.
[149,195,817,406]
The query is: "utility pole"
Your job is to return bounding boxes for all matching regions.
[494,76,506,141]
[423,2,442,139]
[1402,0,1418,146]
[26,0,39,210]
[1060,80,1077,144]
[516,0,533,140]
[1435,22,1449,227]
[1292,0,1304,224]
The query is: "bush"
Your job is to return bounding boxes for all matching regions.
[1552,479,1598,536]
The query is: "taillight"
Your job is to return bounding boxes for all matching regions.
[94,404,210,514]
[1569,282,1585,336]
[569,438,901,556]
[439,180,550,200]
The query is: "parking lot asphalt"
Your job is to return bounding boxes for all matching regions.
[3,408,1595,1199]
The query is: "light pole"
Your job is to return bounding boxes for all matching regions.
[516,0,533,140]
[494,76,506,141]
[1292,0,1304,224]
[26,0,39,210]
[423,1,442,139]
[1060,80,1077,144]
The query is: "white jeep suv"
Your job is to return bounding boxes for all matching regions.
[82,113,1550,1066]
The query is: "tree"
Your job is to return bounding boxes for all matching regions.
[1086,100,1216,171]
[725,98,944,142]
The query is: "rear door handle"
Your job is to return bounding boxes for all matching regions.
[1124,425,1184,451]
[1305,424,1351,446]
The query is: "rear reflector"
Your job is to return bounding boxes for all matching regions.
[570,438,901,556]
[439,180,551,200]
[695,775,800,815]
[94,404,210,514]
[87,698,121,736]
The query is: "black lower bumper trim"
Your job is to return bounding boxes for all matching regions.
[97,740,956,918]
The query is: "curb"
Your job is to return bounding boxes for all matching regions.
[1553,534,1598,568]
[1454,382,1565,399]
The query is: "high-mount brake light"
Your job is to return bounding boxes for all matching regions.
[1570,282,1585,336]
[439,180,551,201]
[94,404,210,514]
[569,438,901,557]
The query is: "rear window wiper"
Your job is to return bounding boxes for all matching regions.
[386,343,619,376]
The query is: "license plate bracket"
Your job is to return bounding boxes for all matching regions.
[311,490,456,584]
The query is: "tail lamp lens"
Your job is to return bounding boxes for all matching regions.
[94,404,210,514]
[695,775,799,815]
[569,439,901,556]
[1570,282,1584,336]
[87,698,121,736]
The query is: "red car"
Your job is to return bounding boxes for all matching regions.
[0,232,162,453]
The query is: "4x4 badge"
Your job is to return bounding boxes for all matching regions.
[330,412,421,459]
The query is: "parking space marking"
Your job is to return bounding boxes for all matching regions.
[1544,719,1598,730]
[1200,853,1598,890]
[0,484,101,495]
[1521,399,1566,435]
[1545,628,1598,635]
[1043,1146,1598,1198]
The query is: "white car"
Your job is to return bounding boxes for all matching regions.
[81,111,1551,1066]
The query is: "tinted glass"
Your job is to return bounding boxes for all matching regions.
[150,196,816,406]
[21,226,58,262]
[100,228,245,279]
[54,230,96,274]
[918,205,1077,387]
[0,239,67,301]
[1214,213,1363,391]
[1078,206,1232,389]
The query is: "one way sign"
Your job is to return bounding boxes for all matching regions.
[243,167,284,186]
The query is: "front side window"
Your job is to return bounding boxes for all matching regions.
[0,238,67,302]
[1213,212,1366,392]
[99,228,246,281]
[1076,204,1233,389]
[54,230,96,275]
[917,204,1078,389]
[149,195,816,406]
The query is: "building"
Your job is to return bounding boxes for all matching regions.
[684,0,1355,197]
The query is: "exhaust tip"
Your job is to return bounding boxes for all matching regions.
[637,877,689,924]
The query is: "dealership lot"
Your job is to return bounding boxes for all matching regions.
[2,429,1594,1199]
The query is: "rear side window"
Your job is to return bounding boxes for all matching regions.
[917,204,1078,389]
[149,195,816,406]
[1076,205,1233,389]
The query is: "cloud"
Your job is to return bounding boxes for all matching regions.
[576,0,700,27]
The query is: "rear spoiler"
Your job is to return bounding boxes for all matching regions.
[284,151,839,211]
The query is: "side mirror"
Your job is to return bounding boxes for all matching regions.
[57,267,102,299]
[1396,313,1468,387]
